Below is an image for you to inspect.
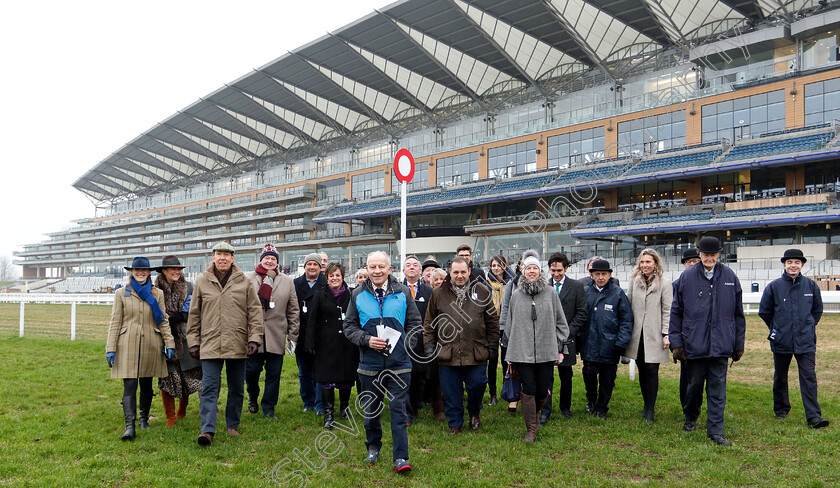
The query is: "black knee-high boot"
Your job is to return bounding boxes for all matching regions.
[121,379,137,441]
[322,386,335,430]
[339,388,351,419]
[138,381,153,430]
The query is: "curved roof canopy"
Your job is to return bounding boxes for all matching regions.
[74,0,824,202]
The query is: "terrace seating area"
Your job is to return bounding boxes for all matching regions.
[625,149,721,176]
[626,212,714,225]
[720,132,833,163]
[575,219,624,229]
[550,160,632,186]
[719,202,828,218]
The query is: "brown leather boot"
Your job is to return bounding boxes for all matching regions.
[521,394,538,443]
[160,390,177,427]
[177,396,189,419]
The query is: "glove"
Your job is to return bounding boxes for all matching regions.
[166,348,175,360]
[672,347,687,362]
[488,345,499,362]
[732,350,744,362]
[305,347,316,356]
[613,346,626,357]
[189,346,200,360]
[247,342,260,356]
[106,352,115,368]
[181,295,192,313]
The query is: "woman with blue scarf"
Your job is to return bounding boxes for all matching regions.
[106,257,176,441]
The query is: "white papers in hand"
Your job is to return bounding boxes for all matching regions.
[375,325,402,354]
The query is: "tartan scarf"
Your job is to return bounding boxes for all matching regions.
[254,263,278,310]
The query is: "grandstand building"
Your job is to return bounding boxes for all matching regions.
[15,0,840,291]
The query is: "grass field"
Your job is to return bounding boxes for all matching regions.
[1,303,839,487]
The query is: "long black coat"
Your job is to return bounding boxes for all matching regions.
[293,273,326,351]
[404,280,433,372]
[550,277,588,366]
[306,286,359,384]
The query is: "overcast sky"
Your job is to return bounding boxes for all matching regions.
[0,0,388,270]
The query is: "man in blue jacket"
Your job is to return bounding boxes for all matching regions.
[670,236,746,446]
[581,259,633,419]
[758,248,828,429]
[343,251,422,474]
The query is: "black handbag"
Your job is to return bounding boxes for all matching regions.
[500,364,521,403]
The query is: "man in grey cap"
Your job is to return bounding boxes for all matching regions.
[759,249,828,429]
[670,236,745,446]
[187,242,264,446]
[293,252,327,413]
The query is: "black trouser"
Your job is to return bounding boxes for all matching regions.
[123,377,153,398]
[637,340,660,413]
[683,357,728,436]
[541,365,573,417]
[487,346,499,397]
[515,362,554,402]
[409,369,427,415]
[582,361,618,414]
[773,352,822,420]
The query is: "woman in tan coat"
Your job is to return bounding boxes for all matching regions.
[625,248,672,424]
[106,257,175,441]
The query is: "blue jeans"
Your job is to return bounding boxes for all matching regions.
[295,350,322,412]
[245,352,284,416]
[199,358,246,434]
[438,364,486,428]
[358,371,411,461]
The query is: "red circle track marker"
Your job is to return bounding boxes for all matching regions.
[394,148,415,183]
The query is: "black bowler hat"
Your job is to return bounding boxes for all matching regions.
[155,255,186,272]
[681,248,700,264]
[697,236,723,253]
[589,259,612,273]
[422,259,440,271]
[124,256,153,271]
[781,248,807,264]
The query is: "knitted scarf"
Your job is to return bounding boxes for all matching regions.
[130,276,165,325]
[254,263,278,310]
[330,282,347,302]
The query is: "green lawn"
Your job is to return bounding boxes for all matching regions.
[0,304,838,487]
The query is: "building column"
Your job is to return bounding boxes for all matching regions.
[786,79,805,129]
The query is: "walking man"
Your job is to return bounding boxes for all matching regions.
[343,251,422,473]
[670,236,746,446]
[293,253,326,414]
[759,248,828,429]
[423,257,499,433]
[187,242,263,446]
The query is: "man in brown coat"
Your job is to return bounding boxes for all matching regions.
[423,257,499,433]
[245,243,300,419]
[187,242,264,446]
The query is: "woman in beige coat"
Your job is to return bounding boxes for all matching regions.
[106,257,175,441]
[625,248,672,424]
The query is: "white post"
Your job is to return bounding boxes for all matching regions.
[19,301,24,338]
[400,181,407,271]
[71,302,77,341]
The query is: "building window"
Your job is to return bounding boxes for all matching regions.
[391,161,429,191]
[702,90,785,142]
[547,128,605,169]
[488,141,537,178]
[436,152,479,187]
[316,178,346,204]
[618,111,686,156]
[805,78,840,126]
[352,171,385,200]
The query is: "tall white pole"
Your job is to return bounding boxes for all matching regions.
[19,302,24,338]
[400,181,407,272]
[70,302,77,341]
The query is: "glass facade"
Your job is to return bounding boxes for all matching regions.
[618,112,686,156]
[352,171,385,199]
[547,128,605,168]
[316,178,346,204]
[488,141,537,177]
[436,152,479,187]
[805,78,840,126]
[701,90,785,142]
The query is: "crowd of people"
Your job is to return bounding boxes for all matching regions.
[105,236,830,473]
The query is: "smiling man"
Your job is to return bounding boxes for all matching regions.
[759,249,828,429]
[343,251,422,474]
